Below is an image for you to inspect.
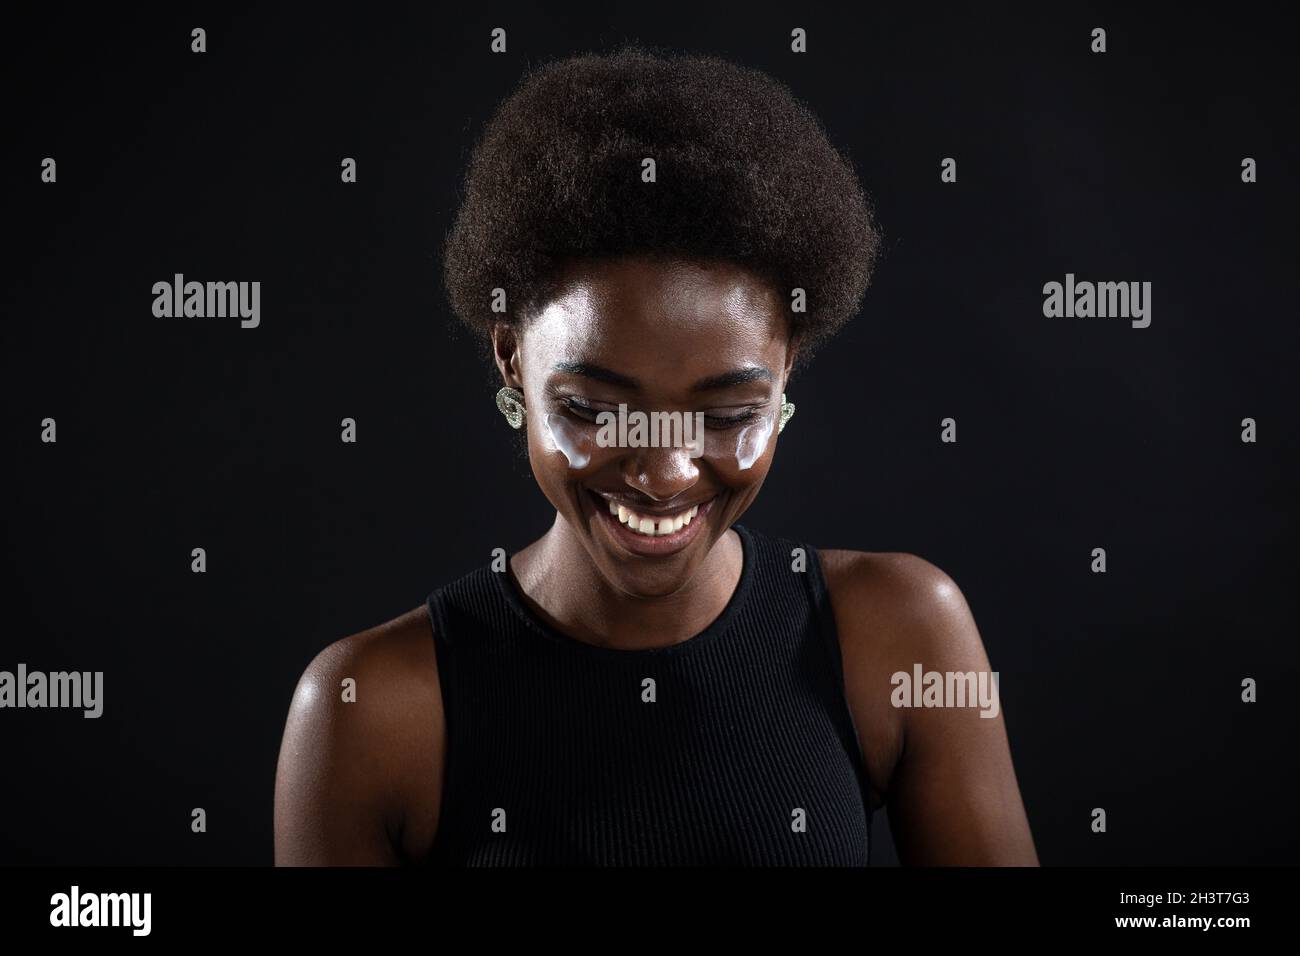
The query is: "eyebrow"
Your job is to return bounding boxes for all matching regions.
[551,361,773,393]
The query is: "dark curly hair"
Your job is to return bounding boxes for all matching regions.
[442,42,881,368]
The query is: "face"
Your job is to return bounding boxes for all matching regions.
[493,254,795,598]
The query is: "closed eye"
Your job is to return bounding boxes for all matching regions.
[562,397,762,430]
[703,410,758,429]
[560,397,604,422]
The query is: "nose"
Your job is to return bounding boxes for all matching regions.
[619,444,700,501]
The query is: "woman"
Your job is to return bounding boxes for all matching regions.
[274,44,1038,866]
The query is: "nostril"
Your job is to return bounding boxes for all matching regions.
[630,476,698,503]
[622,447,701,493]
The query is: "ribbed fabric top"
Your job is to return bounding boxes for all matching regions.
[422,523,873,866]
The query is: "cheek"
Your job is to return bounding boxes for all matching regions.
[526,414,614,488]
[701,411,780,488]
[732,415,775,471]
[539,413,595,469]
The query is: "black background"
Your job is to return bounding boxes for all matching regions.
[2,3,1296,866]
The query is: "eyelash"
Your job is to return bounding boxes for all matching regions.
[561,397,758,430]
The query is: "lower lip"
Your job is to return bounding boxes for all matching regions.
[588,491,715,557]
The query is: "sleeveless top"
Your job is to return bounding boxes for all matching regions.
[422,523,874,866]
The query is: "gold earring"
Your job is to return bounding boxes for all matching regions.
[495,386,526,429]
[778,392,795,433]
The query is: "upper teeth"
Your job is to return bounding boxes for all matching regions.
[607,499,700,536]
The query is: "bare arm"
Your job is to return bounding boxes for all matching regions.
[273,608,444,865]
[821,550,1039,866]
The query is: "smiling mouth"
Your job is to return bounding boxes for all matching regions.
[604,497,700,536]
[585,489,715,552]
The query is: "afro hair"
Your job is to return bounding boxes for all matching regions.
[442,42,881,367]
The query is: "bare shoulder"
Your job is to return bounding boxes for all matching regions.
[817,549,982,660]
[815,549,989,808]
[273,605,445,865]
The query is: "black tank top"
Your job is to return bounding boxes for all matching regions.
[422,523,874,865]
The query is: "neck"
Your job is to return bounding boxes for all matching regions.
[509,512,743,651]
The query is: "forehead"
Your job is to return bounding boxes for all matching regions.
[522,256,789,368]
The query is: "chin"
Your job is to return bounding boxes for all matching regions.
[562,489,720,597]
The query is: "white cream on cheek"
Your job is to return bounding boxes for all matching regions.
[542,412,593,469]
[733,410,775,470]
[542,402,778,472]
